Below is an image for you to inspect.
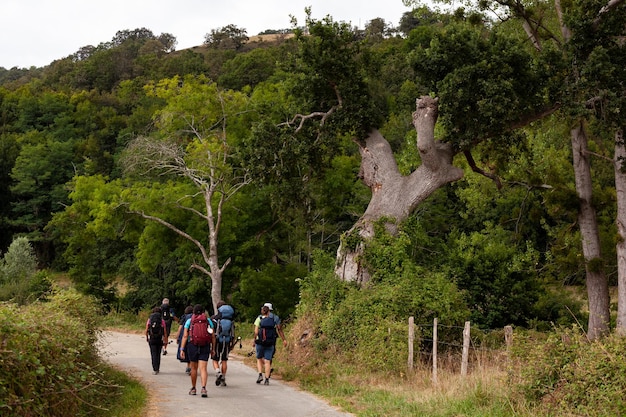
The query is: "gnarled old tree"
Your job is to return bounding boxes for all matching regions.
[282,17,554,285]
[121,75,250,313]
[335,99,463,282]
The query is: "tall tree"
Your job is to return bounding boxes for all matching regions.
[120,75,251,312]
[469,0,624,339]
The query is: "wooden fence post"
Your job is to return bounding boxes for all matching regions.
[432,317,438,386]
[408,316,414,370]
[461,321,470,377]
[504,325,513,348]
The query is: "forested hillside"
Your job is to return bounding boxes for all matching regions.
[0,0,624,345]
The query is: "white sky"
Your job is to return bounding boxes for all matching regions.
[1,0,411,69]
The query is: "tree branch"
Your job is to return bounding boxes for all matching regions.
[280,84,343,133]
[463,150,503,189]
[593,0,625,29]
[128,209,211,267]
[509,104,560,131]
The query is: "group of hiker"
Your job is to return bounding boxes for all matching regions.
[145,298,286,398]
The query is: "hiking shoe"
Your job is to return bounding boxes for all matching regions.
[215,374,224,386]
[201,387,207,398]
[189,387,196,395]
[256,373,264,384]
[264,378,270,385]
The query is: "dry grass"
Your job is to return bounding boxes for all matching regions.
[248,33,295,43]
[270,316,523,416]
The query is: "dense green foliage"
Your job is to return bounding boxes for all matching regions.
[0,4,621,332]
[511,328,626,416]
[0,289,141,417]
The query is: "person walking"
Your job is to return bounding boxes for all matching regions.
[211,300,235,387]
[146,306,168,375]
[180,304,215,398]
[176,305,193,374]
[253,303,286,385]
[160,298,175,355]
[254,303,287,384]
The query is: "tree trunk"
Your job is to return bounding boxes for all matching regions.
[614,129,626,335]
[571,121,610,340]
[335,97,464,283]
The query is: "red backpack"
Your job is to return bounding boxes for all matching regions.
[190,313,213,346]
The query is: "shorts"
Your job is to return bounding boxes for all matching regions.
[255,343,275,361]
[211,341,230,362]
[187,343,211,362]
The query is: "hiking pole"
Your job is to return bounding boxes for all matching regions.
[229,336,242,352]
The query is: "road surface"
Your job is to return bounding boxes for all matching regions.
[99,331,353,417]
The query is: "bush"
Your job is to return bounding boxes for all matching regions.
[511,327,626,416]
[293,251,470,374]
[0,289,122,417]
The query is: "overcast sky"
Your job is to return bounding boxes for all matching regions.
[1,0,411,69]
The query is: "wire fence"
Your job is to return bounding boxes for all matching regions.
[407,317,513,384]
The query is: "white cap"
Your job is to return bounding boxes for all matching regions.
[263,302,273,311]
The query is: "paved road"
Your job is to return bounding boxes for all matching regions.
[99,331,353,417]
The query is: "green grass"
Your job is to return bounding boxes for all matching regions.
[98,367,148,417]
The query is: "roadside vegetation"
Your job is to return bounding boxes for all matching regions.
[266,252,626,416]
[0,289,147,417]
[3,280,625,416]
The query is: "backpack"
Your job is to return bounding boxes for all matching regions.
[190,313,213,346]
[161,304,173,323]
[148,312,164,343]
[216,305,235,344]
[257,316,277,347]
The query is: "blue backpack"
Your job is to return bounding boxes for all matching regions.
[217,305,235,344]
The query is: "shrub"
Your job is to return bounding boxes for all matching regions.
[293,250,470,374]
[511,327,626,416]
[0,289,121,417]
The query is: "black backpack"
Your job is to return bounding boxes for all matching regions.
[257,316,277,347]
[161,304,173,323]
[148,312,164,343]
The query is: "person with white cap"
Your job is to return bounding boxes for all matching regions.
[253,302,286,384]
